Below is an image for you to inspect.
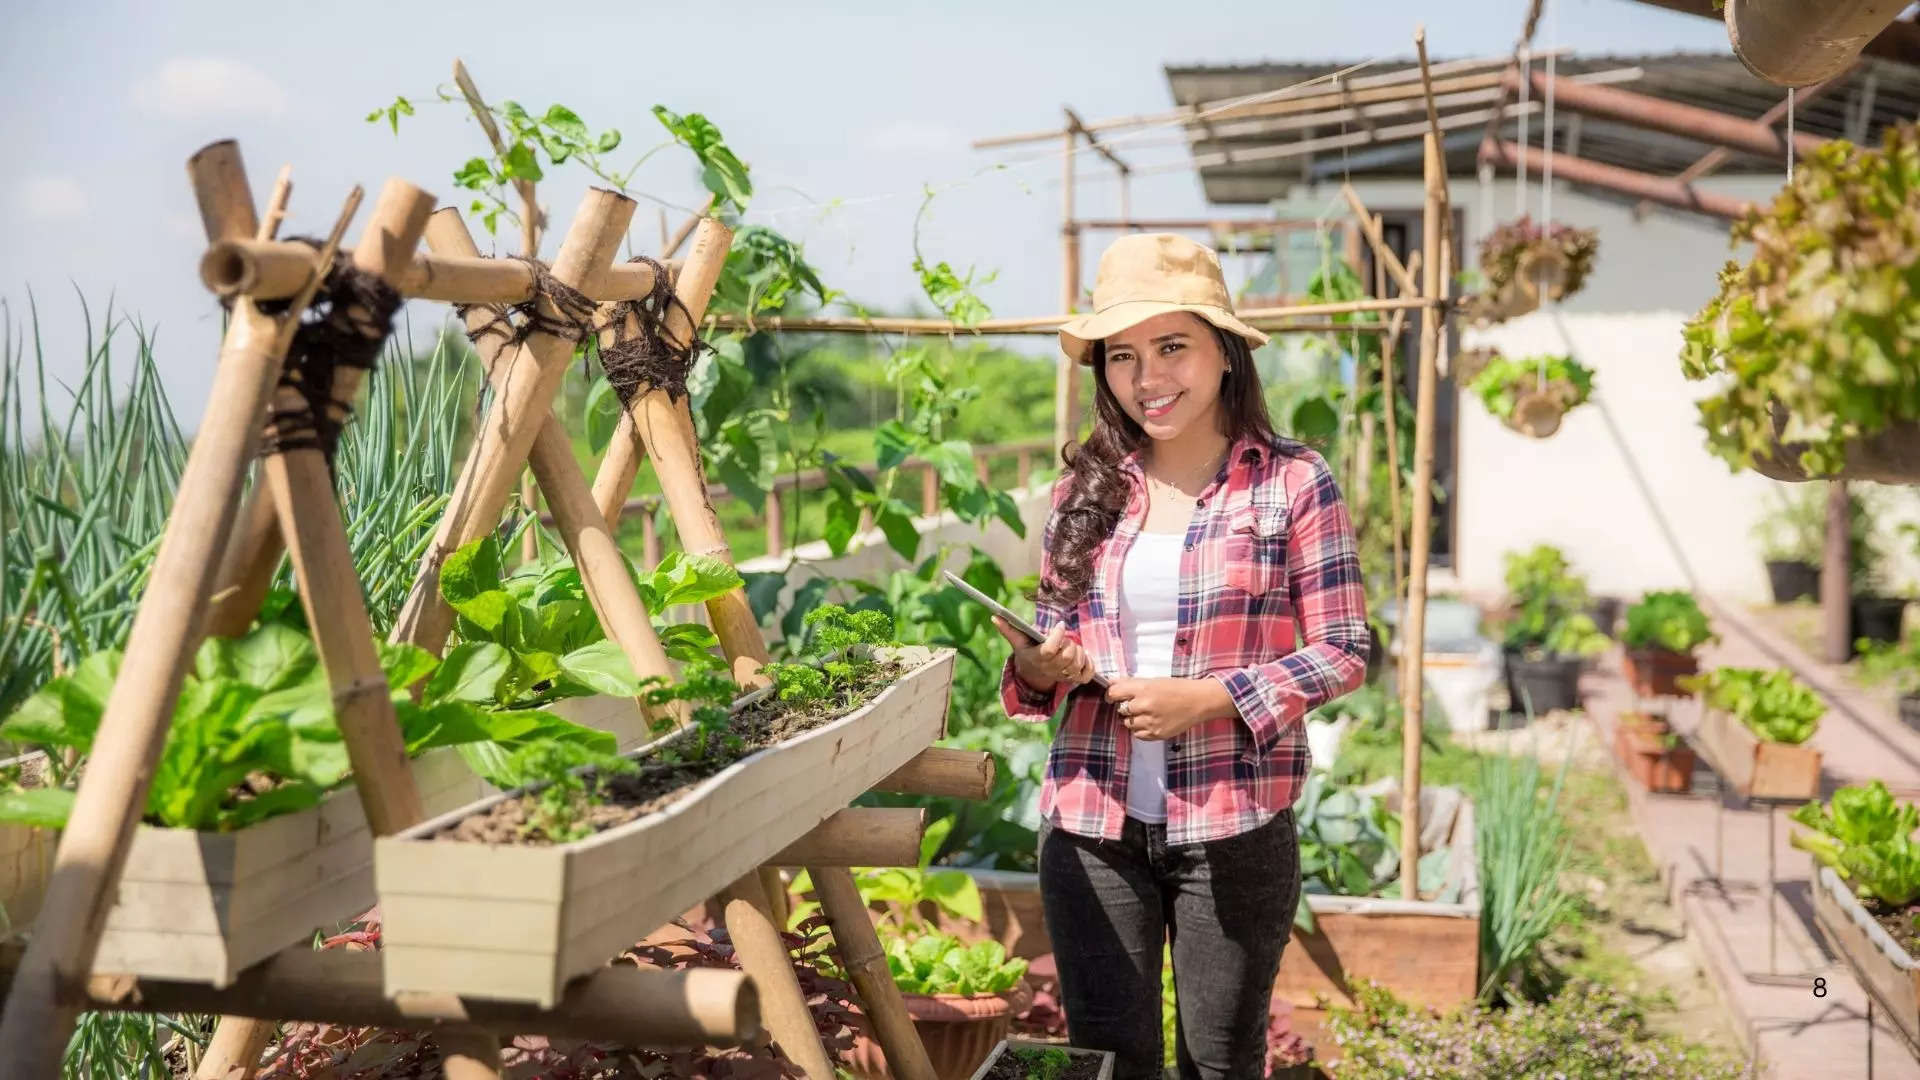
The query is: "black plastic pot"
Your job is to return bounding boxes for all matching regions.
[1365,623,1387,684]
[1899,693,1920,735]
[1504,650,1583,717]
[1851,595,1908,656]
[1765,560,1820,605]
[1588,596,1623,638]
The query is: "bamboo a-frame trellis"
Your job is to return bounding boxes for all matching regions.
[0,140,988,1080]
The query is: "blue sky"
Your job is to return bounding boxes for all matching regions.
[2,0,1732,423]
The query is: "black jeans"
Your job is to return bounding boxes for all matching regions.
[1038,811,1300,1080]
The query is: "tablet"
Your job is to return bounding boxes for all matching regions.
[942,571,1110,689]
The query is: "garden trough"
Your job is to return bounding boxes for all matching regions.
[1694,705,1821,801]
[376,645,956,1006]
[1811,865,1920,1050]
[969,1038,1114,1080]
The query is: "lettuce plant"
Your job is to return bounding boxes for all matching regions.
[1686,666,1823,744]
[879,929,1027,997]
[1501,545,1607,660]
[1477,216,1599,301]
[1792,781,1920,907]
[1681,124,1920,477]
[436,536,742,709]
[1467,353,1595,426]
[1621,590,1718,654]
[0,622,611,832]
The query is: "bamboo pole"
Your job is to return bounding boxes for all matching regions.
[771,808,926,867]
[872,746,996,800]
[193,1019,272,1080]
[1400,28,1446,904]
[717,872,837,1079]
[663,195,715,259]
[452,58,542,257]
[0,162,353,1080]
[198,181,437,1080]
[811,866,939,1080]
[425,208,682,725]
[588,220,767,684]
[704,312,1393,336]
[437,1028,503,1080]
[1381,254,1416,614]
[1341,186,1418,300]
[197,239,671,303]
[390,188,636,657]
[1054,125,1082,457]
[186,141,260,243]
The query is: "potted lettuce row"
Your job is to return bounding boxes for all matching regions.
[0,619,614,987]
[1683,666,1824,800]
[374,601,957,1007]
[843,927,1032,1080]
[1620,590,1717,699]
[1793,781,1920,1049]
[1468,353,1595,440]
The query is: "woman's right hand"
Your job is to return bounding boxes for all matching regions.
[993,617,1095,692]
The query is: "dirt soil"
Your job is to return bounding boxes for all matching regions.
[436,659,903,846]
[1867,901,1920,960]
[983,1048,1104,1080]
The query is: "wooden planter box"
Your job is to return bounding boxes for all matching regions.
[1694,707,1821,801]
[1812,865,1920,1049]
[1615,726,1695,794]
[970,1038,1114,1080]
[1275,792,1480,1062]
[376,646,956,1006]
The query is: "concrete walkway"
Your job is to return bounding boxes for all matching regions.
[1588,598,1920,1078]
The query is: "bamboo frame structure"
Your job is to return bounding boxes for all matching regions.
[705,312,1394,336]
[198,239,673,303]
[0,147,438,1078]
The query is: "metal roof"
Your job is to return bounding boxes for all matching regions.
[1163,52,1920,204]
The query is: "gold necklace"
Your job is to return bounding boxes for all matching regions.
[1145,446,1229,500]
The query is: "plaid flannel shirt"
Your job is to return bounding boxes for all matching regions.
[1000,432,1368,846]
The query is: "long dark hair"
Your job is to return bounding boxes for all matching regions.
[1039,319,1278,608]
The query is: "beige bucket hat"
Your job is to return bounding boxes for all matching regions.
[1058,232,1269,365]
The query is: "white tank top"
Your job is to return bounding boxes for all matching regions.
[1119,530,1184,824]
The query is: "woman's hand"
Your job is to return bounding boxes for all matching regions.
[1105,677,1233,742]
[993,617,1095,692]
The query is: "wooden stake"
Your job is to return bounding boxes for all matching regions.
[1400,29,1446,904]
[587,220,765,685]
[717,872,837,1080]
[871,746,996,800]
[770,808,926,867]
[192,1018,272,1080]
[390,188,636,657]
[0,158,339,1079]
[1824,481,1852,663]
[1054,124,1083,457]
[425,207,682,726]
[811,866,939,1080]
[436,1028,503,1080]
[258,166,293,242]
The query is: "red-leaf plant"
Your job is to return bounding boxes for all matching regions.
[257,910,860,1079]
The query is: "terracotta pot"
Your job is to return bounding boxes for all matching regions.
[845,983,1033,1080]
[1619,727,1695,794]
[1622,647,1699,698]
[1617,712,1671,740]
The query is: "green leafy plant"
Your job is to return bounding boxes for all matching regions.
[1791,780,1920,906]
[1858,635,1920,696]
[0,622,612,831]
[1326,979,1742,1078]
[1477,216,1600,300]
[1680,124,1920,477]
[1467,353,1595,425]
[764,603,899,705]
[437,536,741,709]
[789,815,983,931]
[1500,545,1606,660]
[1620,590,1717,654]
[1003,1047,1078,1080]
[880,929,1027,997]
[499,739,640,845]
[1292,773,1454,933]
[1685,666,1824,744]
[1747,484,1879,584]
[1476,745,1578,1002]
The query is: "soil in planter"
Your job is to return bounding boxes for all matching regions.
[436,659,905,846]
[983,1048,1103,1080]
[1865,899,1920,960]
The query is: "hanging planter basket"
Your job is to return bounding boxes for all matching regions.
[1478,217,1598,313]
[1467,353,1596,441]
[1726,0,1901,88]
[1514,244,1572,306]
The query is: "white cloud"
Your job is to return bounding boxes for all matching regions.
[860,120,968,156]
[17,176,88,222]
[131,57,287,120]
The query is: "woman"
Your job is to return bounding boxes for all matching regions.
[993,233,1368,1079]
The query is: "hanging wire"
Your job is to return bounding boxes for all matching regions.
[1539,0,1557,394]
[1787,87,1798,183]
[1516,46,1532,216]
